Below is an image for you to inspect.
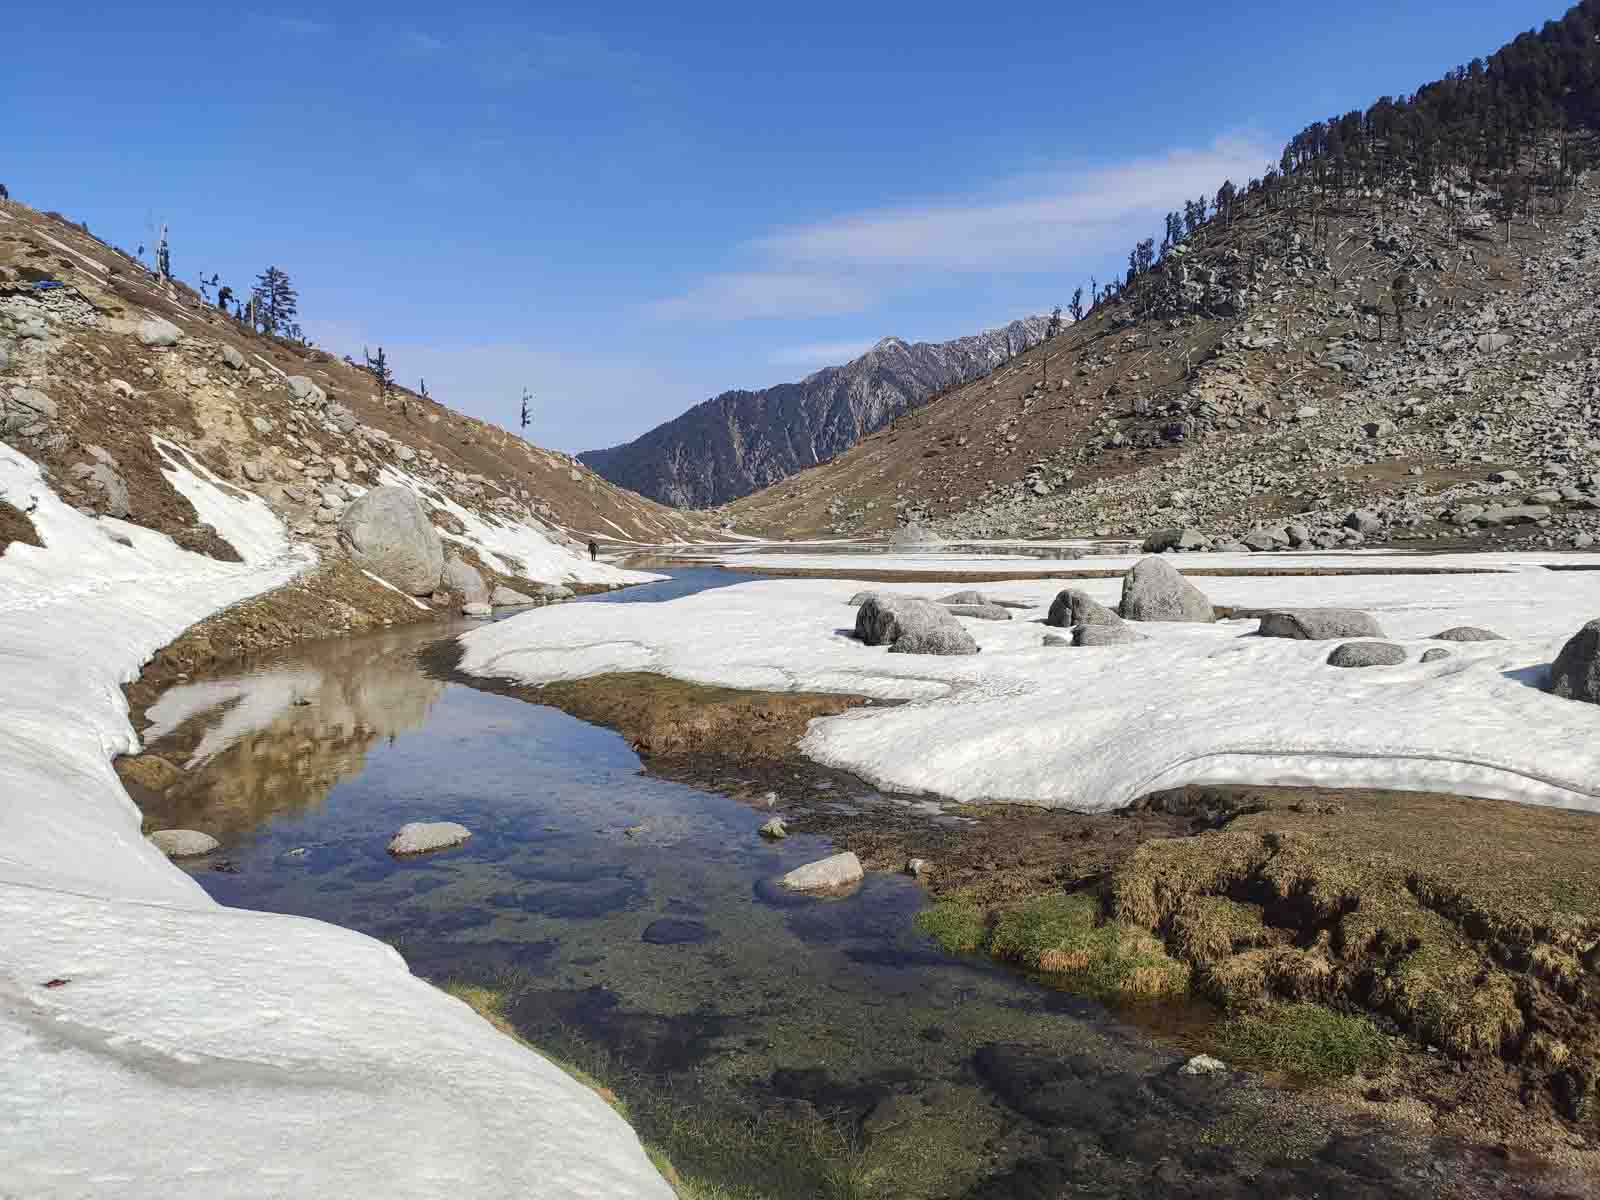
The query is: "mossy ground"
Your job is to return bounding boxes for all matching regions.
[920,787,1600,1126]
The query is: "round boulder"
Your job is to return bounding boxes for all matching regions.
[1046,588,1121,629]
[336,486,444,595]
[1327,642,1406,668]
[1430,626,1505,643]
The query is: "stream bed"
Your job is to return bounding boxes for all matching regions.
[130,570,1575,1199]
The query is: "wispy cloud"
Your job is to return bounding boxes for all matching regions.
[770,339,876,366]
[277,16,329,35]
[473,31,640,87]
[650,135,1274,323]
[752,136,1274,271]
[399,30,448,54]
[646,272,874,324]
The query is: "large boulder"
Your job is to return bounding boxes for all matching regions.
[1142,527,1208,553]
[854,595,978,655]
[336,486,444,595]
[1548,620,1600,703]
[136,318,181,347]
[1257,609,1385,640]
[1046,588,1121,629]
[1119,557,1213,622]
[442,555,488,604]
[1327,641,1406,668]
[1240,525,1290,552]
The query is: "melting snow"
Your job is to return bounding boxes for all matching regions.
[459,562,1600,812]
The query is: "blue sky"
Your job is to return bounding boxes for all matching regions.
[6,1,1562,452]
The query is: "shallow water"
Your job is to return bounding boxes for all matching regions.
[133,570,1571,1198]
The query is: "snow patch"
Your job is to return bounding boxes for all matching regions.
[457,564,1600,813]
[0,440,674,1198]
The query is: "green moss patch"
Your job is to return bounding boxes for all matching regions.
[1212,1002,1392,1081]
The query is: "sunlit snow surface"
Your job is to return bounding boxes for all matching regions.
[459,554,1600,811]
[0,441,672,1198]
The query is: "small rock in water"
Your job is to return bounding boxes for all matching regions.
[781,851,864,892]
[760,790,778,808]
[284,847,309,858]
[387,821,471,856]
[149,829,220,858]
[462,601,491,616]
[906,858,932,879]
[759,816,788,839]
[1180,1054,1228,1076]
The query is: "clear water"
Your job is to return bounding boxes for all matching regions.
[133,570,1554,1198]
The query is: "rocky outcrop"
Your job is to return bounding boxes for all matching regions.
[580,318,1049,507]
[1119,558,1214,622]
[336,486,444,595]
[854,594,979,655]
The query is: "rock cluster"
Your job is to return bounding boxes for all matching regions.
[854,594,979,655]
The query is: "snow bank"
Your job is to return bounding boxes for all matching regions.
[372,463,661,588]
[0,440,673,1198]
[458,562,1600,812]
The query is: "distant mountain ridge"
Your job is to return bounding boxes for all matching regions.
[579,316,1050,508]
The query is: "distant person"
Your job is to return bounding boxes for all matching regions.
[588,539,598,561]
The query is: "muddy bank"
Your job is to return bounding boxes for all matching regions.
[427,646,1600,1166]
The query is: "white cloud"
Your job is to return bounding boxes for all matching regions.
[751,136,1275,271]
[277,16,329,35]
[645,135,1275,324]
[769,339,876,366]
[646,272,874,324]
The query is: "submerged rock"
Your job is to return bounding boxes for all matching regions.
[641,919,713,945]
[1327,641,1406,668]
[854,595,978,656]
[387,821,472,856]
[149,829,219,858]
[1257,609,1384,640]
[781,851,864,892]
[1548,619,1600,703]
[759,816,788,839]
[1119,557,1213,622]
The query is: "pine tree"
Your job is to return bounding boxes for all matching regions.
[252,267,299,334]
[364,345,394,402]
[1068,287,1085,322]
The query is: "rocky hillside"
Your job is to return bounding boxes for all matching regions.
[722,155,1600,554]
[579,317,1049,508]
[0,198,722,606]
